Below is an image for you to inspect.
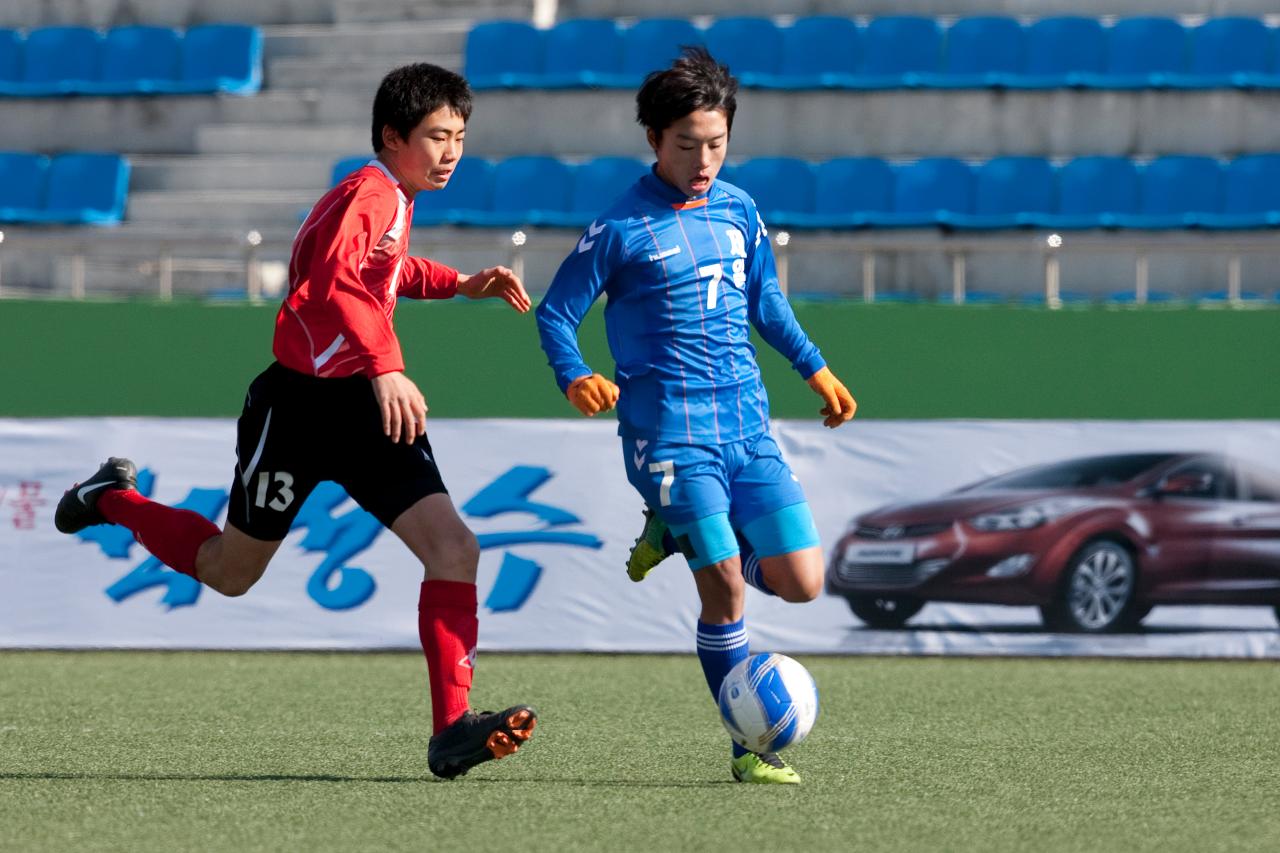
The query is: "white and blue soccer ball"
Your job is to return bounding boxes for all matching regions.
[717,653,819,754]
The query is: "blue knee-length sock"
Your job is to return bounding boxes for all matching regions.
[696,618,751,758]
[736,534,777,597]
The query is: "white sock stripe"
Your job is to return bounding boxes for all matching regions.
[697,628,748,642]
[697,634,750,650]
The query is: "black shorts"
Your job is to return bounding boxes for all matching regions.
[227,362,448,541]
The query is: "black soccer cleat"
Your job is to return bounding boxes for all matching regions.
[427,705,537,780]
[53,457,138,534]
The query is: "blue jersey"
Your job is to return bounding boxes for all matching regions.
[536,168,825,445]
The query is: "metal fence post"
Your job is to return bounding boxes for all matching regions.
[1228,255,1242,305]
[1135,253,1149,305]
[861,252,876,303]
[950,252,967,304]
[509,231,527,283]
[775,231,790,295]
[70,252,86,299]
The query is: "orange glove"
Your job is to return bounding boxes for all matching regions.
[806,366,856,428]
[566,373,620,417]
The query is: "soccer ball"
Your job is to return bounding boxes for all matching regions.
[717,653,819,754]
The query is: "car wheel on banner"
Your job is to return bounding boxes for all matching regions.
[843,594,925,629]
[1041,540,1139,633]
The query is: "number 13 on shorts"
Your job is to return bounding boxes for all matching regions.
[648,460,675,506]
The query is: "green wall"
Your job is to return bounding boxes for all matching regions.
[3,299,1278,419]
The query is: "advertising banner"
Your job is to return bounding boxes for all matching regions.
[1,418,1277,658]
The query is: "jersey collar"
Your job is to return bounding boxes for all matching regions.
[640,165,715,210]
[367,158,411,202]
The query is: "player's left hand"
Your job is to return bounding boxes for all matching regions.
[457,266,532,313]
[806,366,856,428]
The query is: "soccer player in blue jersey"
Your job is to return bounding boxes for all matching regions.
[535,48,856,784]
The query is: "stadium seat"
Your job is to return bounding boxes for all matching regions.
[30,153,129,225]
[728,157,815,226]
[930,16,1025,88]
[1091,17,1188,89]
[1116,156,1222,229]
[1019,290,1094,305]
[480,156,572,226]
[557,156,648,227]
[84,26,181,94]
[791,157,894,228]
[871,158,973,227]
[0,29,20,88]
[541,19,623,88]
[1198,154,1280,228]
[0,152,48,222]
[1037,157,1139,229]
[1014,17,1107,88]
[621,19,703,86]
[1106,289,1178,304]
[330,156,370,186]
[704,17,781,87]
[775,16,861,88]
[175,24,262,95]
[465,21,543,89]
[1196,289,1264,302]
[1175,17,1272,88]
[857,17,943,88]
[949,156,1054,229]
[15,26,102,96]
[413,157,494,226]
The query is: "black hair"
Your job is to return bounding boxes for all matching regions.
[635,46,738,141]
[371,63,473,152]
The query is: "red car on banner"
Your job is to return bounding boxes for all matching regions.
[827,453,1280,632]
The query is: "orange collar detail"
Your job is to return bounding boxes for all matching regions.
[671,197,709,210]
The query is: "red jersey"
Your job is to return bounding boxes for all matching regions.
[274,160,459,378]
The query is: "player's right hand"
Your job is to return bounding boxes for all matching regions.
[566,373,619,417]
[371,370,428,444]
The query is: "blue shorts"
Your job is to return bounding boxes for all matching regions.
[621,433,818,569]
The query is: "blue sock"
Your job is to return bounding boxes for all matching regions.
[736,533,776,597]
[696,618,751,758]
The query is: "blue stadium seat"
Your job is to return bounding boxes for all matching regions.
[556,156,648,226]
[1037,157,1138,229]
[0,152,48,222]
[175,24,261,95]
[1019,290,1094,305]
[82,26,181,95]
[1196,289,1264,303]
[413,157,494,226]
[871,158,973,227]
[621,19,703,86]
[465,21,543,89]
[729,158,815,226]
[793,157,894,228]
[941,290,1008,305]
[1090,17,1188,89]
[1116,156,1222,229]
[1174,17,1272,88]
[1106,289,1178,304]
[857,16,942,88]
[704,17,781,87]
[17,26,102,96]
[1014,17,1106,88]
[930,17,1025,88]
[949,156,1054,229]
[478,156,572,226]
[1198,154,1280,228]
[542,19,623,88]
[775,17,861,88]
[31,153,129,225]
[330,156,370,186]
[0,29,20,89]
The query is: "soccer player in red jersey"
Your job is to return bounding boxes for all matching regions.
[53,63,537,780]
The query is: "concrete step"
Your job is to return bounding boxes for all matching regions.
[266,53,461,91]
[262,20,468,61]
[129,155,341,191]
[335,0,529,24]
[0,0,339,29]
[127,190,317,228]
[195,123,370,155]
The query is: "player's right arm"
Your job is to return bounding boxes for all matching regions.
[535,219,625,417]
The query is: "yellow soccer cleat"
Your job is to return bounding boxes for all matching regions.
[731,752,802,785]
[626,508,676,582]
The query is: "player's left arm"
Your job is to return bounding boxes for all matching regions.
[742,199,856,428]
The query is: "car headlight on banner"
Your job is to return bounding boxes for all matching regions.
[969,498,1095,532]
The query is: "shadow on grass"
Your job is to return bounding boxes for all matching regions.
[0,772,730,788]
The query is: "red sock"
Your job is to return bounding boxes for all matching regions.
[419,579,478,734]
[98,489,219,579]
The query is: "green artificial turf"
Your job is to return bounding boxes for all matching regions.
[0,652,1275,853]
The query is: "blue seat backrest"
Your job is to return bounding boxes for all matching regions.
[491,156,573,213]
[946,17,1025,74]
[45,153,129,218]
[466,21,542,81]
[1025,17,1106,77]
[23,26,101,85]
[892,158,973,214]
[861,16,943,75]
[1058,157,1139,214]
[101,25,180,84]
[0,152,48,209]
[622,19,704,77]
[814,158,894,214]
[1139,156,1223,214]
[0,29,20,82]
[780,17,861,80]
[704,17,781,76]
[331,156,370,186]
[413,157,494,223]
[1190,17,1271,75]
[180,24,262,93]
[1106,17,1187,76]
[973,156,1055,213]
[730,157,815,216]
[1222,155,1280,212]
[570,157,648,213]
[544,19,622,77]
